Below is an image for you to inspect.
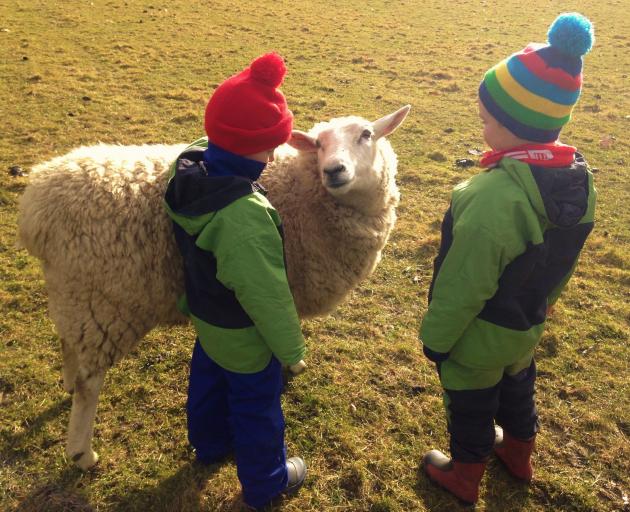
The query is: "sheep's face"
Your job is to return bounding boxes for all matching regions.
[289,106,410,199]
[314,119,376,193]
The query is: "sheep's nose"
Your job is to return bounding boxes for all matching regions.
[324,164,346,176]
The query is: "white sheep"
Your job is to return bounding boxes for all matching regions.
[18,105,410,470]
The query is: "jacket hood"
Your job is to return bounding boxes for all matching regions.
[503,153,591,228]
[164,147,258,235]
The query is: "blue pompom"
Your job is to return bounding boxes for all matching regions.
[548,13,594,57]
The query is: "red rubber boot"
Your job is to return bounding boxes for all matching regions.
[423,450,486,505]
[494,426,535,482]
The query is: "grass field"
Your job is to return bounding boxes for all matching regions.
[1,0,629,510]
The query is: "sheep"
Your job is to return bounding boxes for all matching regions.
[18,105,410,470]
[264,108,409,316]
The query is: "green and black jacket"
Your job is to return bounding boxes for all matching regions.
[420,154,596,370]
[164,138,305,373]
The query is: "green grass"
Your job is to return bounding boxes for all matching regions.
[1,0,629,510]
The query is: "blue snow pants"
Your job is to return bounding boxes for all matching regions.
[187,339,288,508]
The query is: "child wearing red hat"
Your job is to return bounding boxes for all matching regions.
[164,52,307,510]
[419,13,597,505]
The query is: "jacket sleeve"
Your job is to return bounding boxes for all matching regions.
[420,223,508,355]
[548,171,596,307]
[214,233,306,366]
[198,196,305,366]
[547,258,579,306]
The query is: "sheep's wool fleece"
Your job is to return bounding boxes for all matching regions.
[19,136,399,366]
[260,134,400,317]
[19,144,187,368]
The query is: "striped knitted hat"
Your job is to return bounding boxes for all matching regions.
[479,13,594,142]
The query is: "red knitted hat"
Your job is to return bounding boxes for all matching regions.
[204,52,293,156]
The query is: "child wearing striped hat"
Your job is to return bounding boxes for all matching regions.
[419,13,597,504]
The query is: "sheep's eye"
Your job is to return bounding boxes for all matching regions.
[360,129,373,142]
[315,139,322,149]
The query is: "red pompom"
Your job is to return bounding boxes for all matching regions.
[249,52,287,87]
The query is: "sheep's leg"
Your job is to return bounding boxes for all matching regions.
[66,367,105,470]
[61,339,78,394]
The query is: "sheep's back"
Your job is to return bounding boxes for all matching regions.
[18,143,187,322]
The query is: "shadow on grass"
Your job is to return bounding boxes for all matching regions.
[4,397,230,511]
[483,462,531,512]
[13,461,226,512]
[109,462,224,512]
[1,396,71,464]
[14,467,93,512]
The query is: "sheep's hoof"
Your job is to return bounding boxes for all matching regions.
[71,449,99,470]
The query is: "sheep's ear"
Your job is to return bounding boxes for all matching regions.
[373,105,411,139]
[287,130,318,153]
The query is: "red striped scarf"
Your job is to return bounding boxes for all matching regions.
[480,142,576,169]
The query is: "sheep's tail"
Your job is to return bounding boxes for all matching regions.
[17,158,66,262]
[18,181,48,261]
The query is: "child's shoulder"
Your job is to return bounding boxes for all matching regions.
[450,166,535,234]
[199,191,282,252]
[218,190,281,228]
[222,189,273,213]
[454,167,524,204]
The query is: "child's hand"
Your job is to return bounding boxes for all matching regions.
[289,360,307,375]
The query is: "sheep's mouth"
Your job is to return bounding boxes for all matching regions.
[325,176,352,189]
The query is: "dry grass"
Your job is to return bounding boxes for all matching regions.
[1,0,629,511]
